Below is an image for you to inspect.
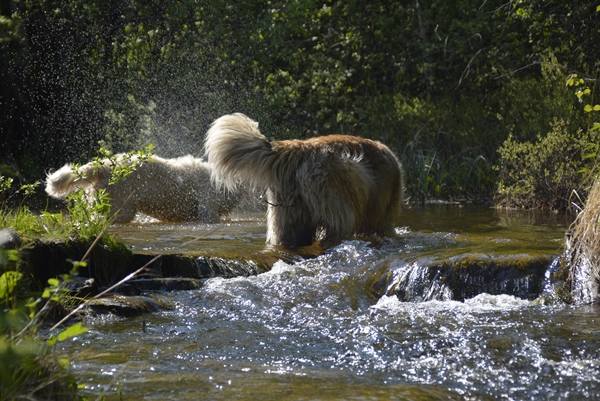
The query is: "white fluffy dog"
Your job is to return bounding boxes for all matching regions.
[204,113,404,248]
[45,154,243,223]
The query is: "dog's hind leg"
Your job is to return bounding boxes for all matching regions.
[266,189,315,247]
[318,201,357,248]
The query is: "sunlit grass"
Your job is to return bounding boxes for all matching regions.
[0,204,109,242]
[1,207,71,239]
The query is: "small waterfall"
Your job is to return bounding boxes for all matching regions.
[386,260,453,302]
[379,254,553,302]
[565,233,600,304]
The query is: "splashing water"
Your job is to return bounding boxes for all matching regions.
[58,206,600,400]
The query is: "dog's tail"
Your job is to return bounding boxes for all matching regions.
[204,113,277,190]
[45,162,108,199]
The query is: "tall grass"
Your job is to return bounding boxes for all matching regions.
[401,138,494,204]
[565,179,600,304]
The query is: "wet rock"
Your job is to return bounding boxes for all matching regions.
[0,228,21,248]
[132,254,271,279]
[128,277,204,292]
[80,295,175,318]
[20,238,133,289]
[19,239,275,295]
[66,277,99,298]
[372,254,554,302]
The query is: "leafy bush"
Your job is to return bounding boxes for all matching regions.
[495,119,599,210]
[0,245,84,401]
[0,146,153,399]
[0,335,80,400]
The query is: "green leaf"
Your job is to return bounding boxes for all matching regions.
[57,323,88,342]
[46,336,57,345]
[58,358,70,369]
[594,105,600,111]
[585,104,593,112]
[597,5,600,12]
[25,298,39,309]
[0,271,23,299]
[47,278,60,287]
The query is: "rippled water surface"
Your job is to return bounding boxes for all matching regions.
[58,205,600,400]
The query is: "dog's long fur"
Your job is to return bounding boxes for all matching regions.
[45,154,243,223]
[204,113,404,248]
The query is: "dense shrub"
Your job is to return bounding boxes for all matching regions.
[1,1,599,204]
[495,119,598,210]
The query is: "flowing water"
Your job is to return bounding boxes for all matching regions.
[57,205,600,400]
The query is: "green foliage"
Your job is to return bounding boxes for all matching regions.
[99,144,155,186]
[495,119,599,209]
[402,134,495,203]
[0,145,152,398]
[0,335,80,400]
[2,0,600,204]
[46,323,88,346]
[0,185,108,241]
[0,270,22,304]
[567,73,600,114]
[0,177,39,211]
[0,246,82,400]
[0,145,155,241]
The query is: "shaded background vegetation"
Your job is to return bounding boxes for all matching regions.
[1,0,599,208]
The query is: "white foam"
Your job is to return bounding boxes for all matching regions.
[464,293,530,308]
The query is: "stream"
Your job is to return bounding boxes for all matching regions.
[57,205,600,400]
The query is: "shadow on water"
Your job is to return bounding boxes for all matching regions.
[56,204,600,400]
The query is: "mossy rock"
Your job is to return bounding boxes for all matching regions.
[81,295,175,318]
[372,253,555,302]
[128,277,204,292]
[19,236,133,289]
[18,239,276,293]
[142,254,272,279]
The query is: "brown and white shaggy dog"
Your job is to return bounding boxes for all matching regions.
[204,113,404,248]
[45,154,243,223]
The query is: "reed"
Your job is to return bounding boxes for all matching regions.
[566,179,600,303]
